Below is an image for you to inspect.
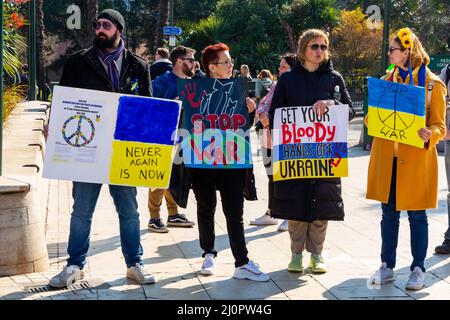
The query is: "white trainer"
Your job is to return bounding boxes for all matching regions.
[277,220,288,231]
[49,265,84,288]
[250,212,278,226]
[200,253,215,275]
[371,262,394,285]
[126,263,155,284]
[406,267,425,290]
[233,260,270,282]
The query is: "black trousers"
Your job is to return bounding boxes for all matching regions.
[191,168,249,267]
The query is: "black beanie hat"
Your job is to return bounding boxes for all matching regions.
[97,9,125,32]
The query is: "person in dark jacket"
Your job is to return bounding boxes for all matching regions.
[193,61,206,79]
[150,47,173,80]
[49,9,155,288]
[269,29,355,274]
[192,43,269,282]
[147,45,197,233]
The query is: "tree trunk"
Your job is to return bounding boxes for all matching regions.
[154,0,169,49]
[36,0,47,100]
[73,0,98,49]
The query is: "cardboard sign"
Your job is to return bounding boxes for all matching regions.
[272,105,349,181]
[43,86,181,188]
[368,77,426,148]
[178,78,252,169]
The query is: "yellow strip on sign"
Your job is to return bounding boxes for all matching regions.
[109,140,174,188]
[273,158,348,181]
[367,106,425,148]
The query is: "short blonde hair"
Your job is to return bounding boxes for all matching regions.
[392,28,430,69]
[297,29,330,65]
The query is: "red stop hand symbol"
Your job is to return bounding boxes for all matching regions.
[181,82,205,108]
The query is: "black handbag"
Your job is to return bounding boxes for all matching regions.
[243,167,258,201]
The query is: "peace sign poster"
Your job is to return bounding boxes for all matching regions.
[43,86,181,188]
[368,77,426,148]
[272,105,349,181]
[177,78,252,169]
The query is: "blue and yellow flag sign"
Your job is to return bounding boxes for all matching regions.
[272,105,349,181]
[43,86,181,188]
[368,77,426,148]
[178,78,252,169]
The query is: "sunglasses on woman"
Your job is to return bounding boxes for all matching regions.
[388,47,402,53]
[308,44,328,51]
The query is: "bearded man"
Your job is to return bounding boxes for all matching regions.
[49,9,155,288]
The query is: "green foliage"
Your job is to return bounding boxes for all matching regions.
[3,33,27,79]
[181,0,342,75]
[2,85,26,124]
[174,0,217,21]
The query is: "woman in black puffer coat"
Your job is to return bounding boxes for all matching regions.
[268,29,355,274]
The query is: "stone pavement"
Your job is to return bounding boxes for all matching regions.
[1,118,449,300]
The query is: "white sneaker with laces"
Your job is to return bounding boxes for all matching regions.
[200,253,215,275]
[406,267,425,290]
[49,265,84,288]
[126,263,155,284]
[277,220,288,231]
[250,212,278,226]
[371,262,394,285]
[233,260,270,282]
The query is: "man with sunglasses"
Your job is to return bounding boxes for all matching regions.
[147,45,197,233]
[49,9,155,288]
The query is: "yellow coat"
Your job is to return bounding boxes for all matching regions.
[365,66,447,210]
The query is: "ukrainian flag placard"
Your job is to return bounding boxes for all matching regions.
[109,96,181,188]
[272,105,349,182]
[368,77,425,148]
[43,86,181,188]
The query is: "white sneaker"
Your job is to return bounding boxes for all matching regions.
[233,260,270,282]
[126,263,155,284]
[250,212,278,226]
[200,253,215,275]
[371,262,394,285]
[277,220,288,231]
[49,265,84,288]
[406,267,425,290]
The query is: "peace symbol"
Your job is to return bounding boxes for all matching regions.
[62,115,95,147]
[377,91,415,131]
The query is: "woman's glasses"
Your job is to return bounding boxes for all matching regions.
[212,59,234,66]
[308,44,328,51]
[389,47,402,53]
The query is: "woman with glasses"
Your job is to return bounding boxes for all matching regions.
[191,43,270,282]
[269,29,355,274]
[367,28,446,290]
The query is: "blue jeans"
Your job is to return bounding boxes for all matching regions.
[67,182,143,269]
[380,158,428,272]
[444,141,450,241]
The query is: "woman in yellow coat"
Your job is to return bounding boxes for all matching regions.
[366,28,446,290]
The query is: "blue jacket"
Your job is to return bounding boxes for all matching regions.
[152,71,178,99]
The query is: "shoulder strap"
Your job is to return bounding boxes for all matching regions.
[426,80,434,115]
